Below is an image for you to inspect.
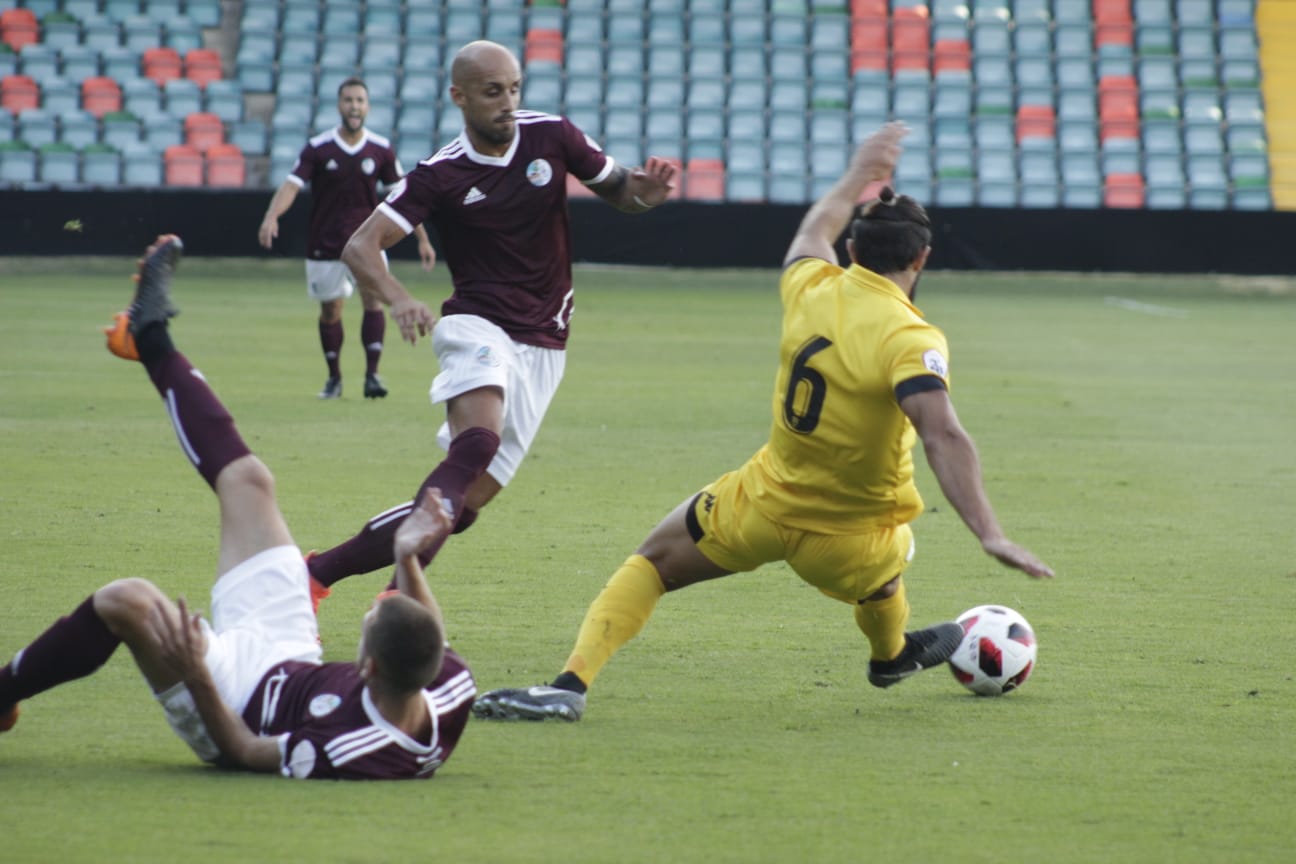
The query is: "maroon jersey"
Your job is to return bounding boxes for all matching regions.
[377,111,613,349]
[241,648,474,780]
[289,128,404,261]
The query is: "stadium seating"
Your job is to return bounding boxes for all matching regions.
[205,142,246,187]
[163,142,203,186]
[0,0,1277,210]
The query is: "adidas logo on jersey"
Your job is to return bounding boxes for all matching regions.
[325,159,339,171]
[463,186,486,205]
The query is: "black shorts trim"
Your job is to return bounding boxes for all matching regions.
[684,492,705,543]
[894,374,948,402]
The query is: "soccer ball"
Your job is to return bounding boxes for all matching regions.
[948,605,1037,696]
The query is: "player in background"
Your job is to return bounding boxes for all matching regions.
[0,236,475,780]
[258,77,436,401]
[301,40,677,606]
[471,122,1055,722]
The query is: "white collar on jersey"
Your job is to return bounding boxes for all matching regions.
[331,127,371,157]
[458,127,519,167]
[360,685,439,753]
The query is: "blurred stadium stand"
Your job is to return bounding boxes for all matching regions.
[0,0,1288,209]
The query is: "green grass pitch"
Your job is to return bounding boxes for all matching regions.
[1,255,1293,863]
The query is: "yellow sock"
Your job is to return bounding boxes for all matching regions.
[562,554,666,687]
[854,579,910,661]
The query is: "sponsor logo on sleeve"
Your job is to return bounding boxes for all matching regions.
[923,349,948,378]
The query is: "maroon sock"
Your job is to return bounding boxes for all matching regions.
[310,427,499,588]
[145,350,252,490]
[361,309,385,376]
[0,597,120,709]
[319,320,342,378]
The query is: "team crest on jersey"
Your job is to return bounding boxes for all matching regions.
[475,345,501,367]
[361,157,376,175]
[526,159,553,187]
[923,349,949,378]
[309,693,343,717]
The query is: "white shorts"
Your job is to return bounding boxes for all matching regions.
[305,253,390,302]
[429,314,565,487]
[305,259,355,302]
[201,544,322,716]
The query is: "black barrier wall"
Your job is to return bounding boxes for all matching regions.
[2,189,1295,274]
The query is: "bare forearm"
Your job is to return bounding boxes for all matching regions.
[183,676,281,773]
[395,553,445,631]
[342,243,409,306]
[263,183,299,221]
[922,428,1005,545]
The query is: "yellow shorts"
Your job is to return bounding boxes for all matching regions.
[687,470,915,604]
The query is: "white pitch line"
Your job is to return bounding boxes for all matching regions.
[1103,296,1189,318]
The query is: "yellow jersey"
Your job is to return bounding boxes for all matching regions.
[738,257,951,533]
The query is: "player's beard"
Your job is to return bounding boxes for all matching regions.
[476,117,515,147]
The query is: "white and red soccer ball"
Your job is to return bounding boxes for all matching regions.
[948,605,1037,696]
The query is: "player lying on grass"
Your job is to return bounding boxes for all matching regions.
[472,123,1055,722]
[0,236,475,779]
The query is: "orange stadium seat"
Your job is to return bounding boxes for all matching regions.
[183,111,224,151]
[933,39,971,74]
[1093,0,1132,24]
[163,143,203,186]
[143,47,183,85]
[1,73,39,115]
[80,76,123,119]
[850,0,888,16]
[849,18,888,72]
[1,8,39,53]
[891,9,931,73]
[524,29,563,66]
[684,158,725,201]
[184,48,223,88]
[1098,76,1139,140]
[1104,173,1145,208]
[204,142,245,187]
[1017,104,1057,142]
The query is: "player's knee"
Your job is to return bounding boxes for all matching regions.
[863,575,901,602]
[94,578,166,632]
[217,454,276,499]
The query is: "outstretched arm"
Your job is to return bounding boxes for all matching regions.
[391,488,455,630]
[257,180,301,249]
[589,158,678,213]
[342,210,436,344]
[900,388,1055,579]
[782,122,907,268]
[154,598,283,773]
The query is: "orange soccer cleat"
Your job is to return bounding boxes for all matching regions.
[0,703,19,733]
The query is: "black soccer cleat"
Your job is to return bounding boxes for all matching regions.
[363,373,388,399]
[471,685,586,722]
[318,375,342,400]
[128,234,183,335]
[868,622,965,689]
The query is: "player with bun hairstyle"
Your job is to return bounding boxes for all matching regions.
[472,123,1054,722]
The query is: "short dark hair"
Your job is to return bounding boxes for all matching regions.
[847,186,932,275]
[367,595,445,692]
[337,77,368,97]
